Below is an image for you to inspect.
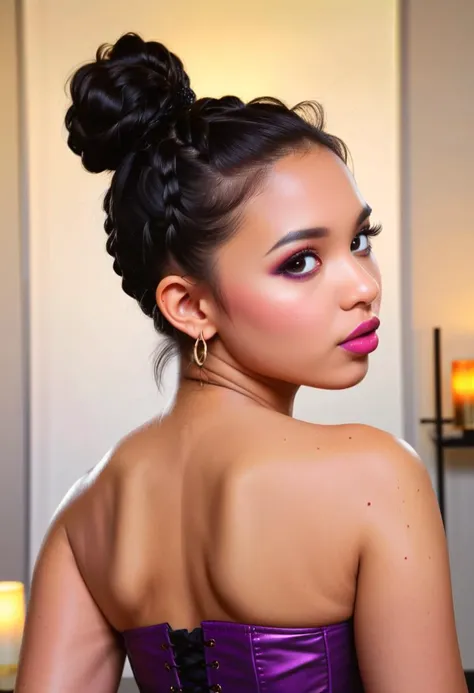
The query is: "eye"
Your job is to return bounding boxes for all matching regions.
[351,224,383,255]
[351,233,371,254]
[278,249,320,278]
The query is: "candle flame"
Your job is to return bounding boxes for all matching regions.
[452,360,474,399]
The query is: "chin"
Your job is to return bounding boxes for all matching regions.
[304,359,369,390]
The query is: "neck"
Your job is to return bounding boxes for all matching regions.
[176,344,299,417]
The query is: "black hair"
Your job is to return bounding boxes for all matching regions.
[65,32,348,385]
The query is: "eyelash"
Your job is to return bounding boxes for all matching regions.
[356,223,383,251]
[276,224,383,278]
[363,223,383,240]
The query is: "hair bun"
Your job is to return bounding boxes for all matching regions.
[65,33,193,173]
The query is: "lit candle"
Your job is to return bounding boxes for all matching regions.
[452,360,474,430]
[0,582,25,692]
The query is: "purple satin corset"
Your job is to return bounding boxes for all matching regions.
[122,618,364,693]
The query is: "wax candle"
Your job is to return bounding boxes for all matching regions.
[0,582,25,692]
[452,360,474,430]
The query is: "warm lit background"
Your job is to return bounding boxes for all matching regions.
[2,0,474,686]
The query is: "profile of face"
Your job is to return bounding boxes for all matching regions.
[66,34,380,392]
[207,145,382,391]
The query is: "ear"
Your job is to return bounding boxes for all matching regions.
[155,275,218,341]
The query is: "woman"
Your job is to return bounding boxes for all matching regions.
[16,33,466,693]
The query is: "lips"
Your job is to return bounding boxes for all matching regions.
[339,316,380,355]
[340,317,380,345]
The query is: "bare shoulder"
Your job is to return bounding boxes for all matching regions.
[322,423,433,511]
[49,448,113,524]
[50,418,162,539]
[344,422,423,463]
[234,415,426,480]
[339,423,432,495]
[224,417,433,529]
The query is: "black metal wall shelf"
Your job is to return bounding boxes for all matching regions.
[420,328,474,526]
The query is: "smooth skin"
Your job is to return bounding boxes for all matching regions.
[16,147,466,692]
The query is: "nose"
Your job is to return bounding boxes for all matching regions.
[337,256,380,311]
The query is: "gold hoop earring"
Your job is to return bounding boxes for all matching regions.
[193,332,208,367]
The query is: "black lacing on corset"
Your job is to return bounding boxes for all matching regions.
[168,627,222,693]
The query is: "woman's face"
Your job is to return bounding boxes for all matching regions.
[213,145,382,390]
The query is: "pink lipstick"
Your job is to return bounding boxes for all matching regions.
[339,317,380,355]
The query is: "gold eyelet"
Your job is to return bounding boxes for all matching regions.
[210,685,222,692]
[164,662,172,671]
[204,638,216,647]
[161,643,170,650]
[211,660,220,669]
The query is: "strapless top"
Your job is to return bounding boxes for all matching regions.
[122,618,364,693]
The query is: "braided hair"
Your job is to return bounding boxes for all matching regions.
[65,33,348,384]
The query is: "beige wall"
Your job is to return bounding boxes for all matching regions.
[0,0,27,583]
[405,0,474,668]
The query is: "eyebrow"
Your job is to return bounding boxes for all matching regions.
[265,203,373,256]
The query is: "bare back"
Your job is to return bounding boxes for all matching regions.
[18,390,467,693]
[65,399,366,633]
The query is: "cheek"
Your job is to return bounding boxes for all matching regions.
[222,277,328,336]
[371,256,382,284]
[372,263,382,307]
